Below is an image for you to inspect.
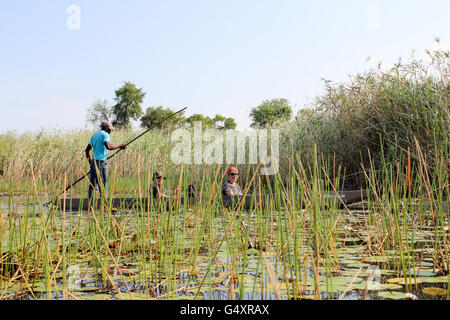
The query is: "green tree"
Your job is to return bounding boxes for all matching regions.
[86,99,113,127]
[250,98,293,128]
[185,114,237,130]
[112,82,146,129]
[223,118,237,130]
[141,106,186,129]
[213,115,237,130]
[185,114,215,128]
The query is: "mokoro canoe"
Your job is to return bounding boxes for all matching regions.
[57,190,367,212]
[322,190,368,205]
[57,197,195,212]
[222,189,368,210]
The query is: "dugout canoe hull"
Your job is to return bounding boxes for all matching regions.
[57,197,196,212]
[57,190,367,211]
[322,189,368,205]
[222,189,368,210]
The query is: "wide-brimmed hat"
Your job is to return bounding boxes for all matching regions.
[100,121,114,131]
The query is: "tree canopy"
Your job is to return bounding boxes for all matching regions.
[184,114,237,130]
[213,115,237,130]
[86,81,238,131]
[112,82,146,129]
[249,98,293,128]
[86,99,113,127]
[141,106,186,129]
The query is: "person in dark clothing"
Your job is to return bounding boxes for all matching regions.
[152,171,170,199]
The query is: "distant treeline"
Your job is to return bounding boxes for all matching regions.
[86,84,293,131]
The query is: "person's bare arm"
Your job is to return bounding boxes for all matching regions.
[104,141,127,151]
[156,190,170,199]
[224,187,232,196]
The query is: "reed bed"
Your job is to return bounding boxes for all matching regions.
[0,46,448,300]
[0,143,448,300]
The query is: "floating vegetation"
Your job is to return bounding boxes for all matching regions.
[377,291,409,300]
[422,288,448,296]
[0,155,447,301]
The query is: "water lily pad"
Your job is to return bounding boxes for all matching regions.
[297,294,316,300]
[375,269,395,275]
[339,259,361,264]
[246,248,260,255]
[186,286,227,294]
[419,261,434,267]
[419,276,450,283]
[398,278,423,285]
[362,256,390,263]
[84,293,113,300]
[377,291,408,300]
[74,286,101,292]
[422,287,448,296]
[210,276,227,284]
[345,262,371,269]
[178,294,204,300]
[31,284,63,293]
[386,277,423,285]
[321,276,363,286]
[340,268,394,276]
[304,277,360,293]
[403,269,436,277]
[415,271,436,277]
[117,292,156,300]
[341,247,365,254]
[352,282,403,291]
[323,285,352,293]
[239,284,267,294]
[386,278,403,284]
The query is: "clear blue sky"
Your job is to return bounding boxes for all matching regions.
[1,0,449,132]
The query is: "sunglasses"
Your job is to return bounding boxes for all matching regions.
[230,173,239,176]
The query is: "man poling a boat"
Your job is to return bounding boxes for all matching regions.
[222,167,243,196]
[41,107,187,209]
[85,121,127,200]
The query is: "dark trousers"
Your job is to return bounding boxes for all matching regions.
[88,160,108,200]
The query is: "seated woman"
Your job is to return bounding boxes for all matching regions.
[222,167,243,196]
